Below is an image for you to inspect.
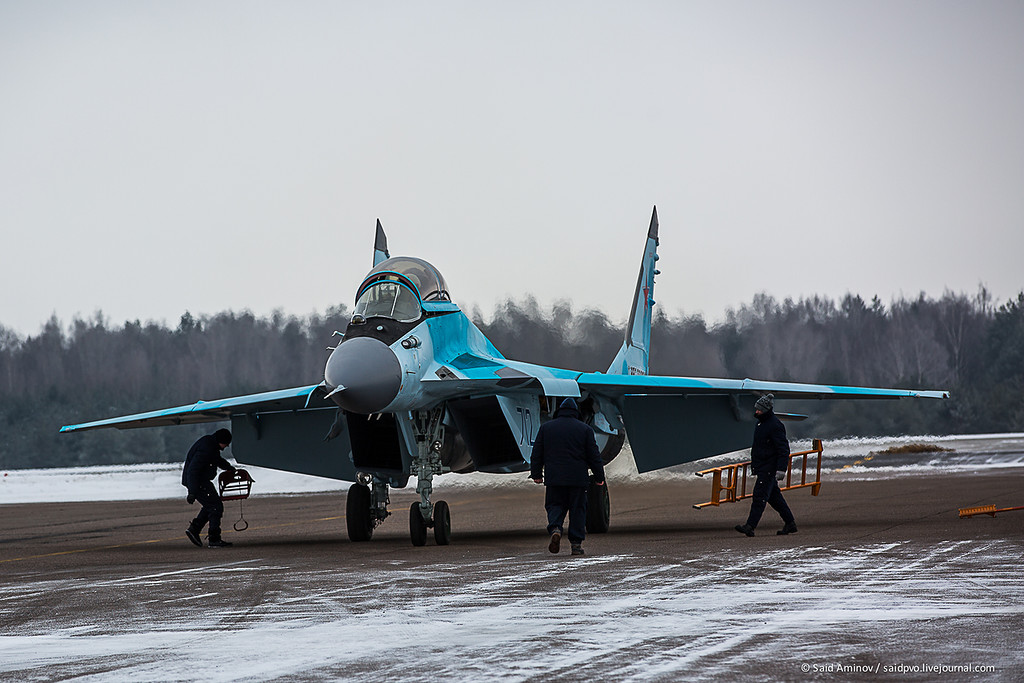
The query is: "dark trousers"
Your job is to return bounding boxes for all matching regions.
[545,485,588,544]
[187,479,224,540]
[745,473,795,529]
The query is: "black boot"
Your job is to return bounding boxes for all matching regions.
[777,522,798,535]
[185,525,203,548]
[548,531,561,554]
[208,538,233,548]
[735,524,755,537]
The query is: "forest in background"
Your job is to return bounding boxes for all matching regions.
[2,286,1022,470]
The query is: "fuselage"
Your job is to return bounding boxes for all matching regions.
[323,256,623,477]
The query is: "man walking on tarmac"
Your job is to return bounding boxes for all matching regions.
[736,394,798,537]
[531,398,605,556]
[182,428,237,548]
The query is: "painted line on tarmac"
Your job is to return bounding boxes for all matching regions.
[0,498,477,564]
[0,514,344,565]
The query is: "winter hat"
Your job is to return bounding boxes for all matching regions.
[754,394,774,413]
[559,398,578,412]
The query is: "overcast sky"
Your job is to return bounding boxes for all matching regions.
[2,1,1022,336]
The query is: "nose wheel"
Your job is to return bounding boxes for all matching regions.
[409,499,451,546]
[433,500,451,545]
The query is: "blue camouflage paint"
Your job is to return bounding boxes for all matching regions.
[577,373,948,399]
[607,207,659,377]
[60,208,948,480]
[60,385,321,432]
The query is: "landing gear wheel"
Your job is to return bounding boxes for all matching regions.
[433,500,451,545]
[409,502,428,546]
[347,483,374,542]
[586,478,610,534]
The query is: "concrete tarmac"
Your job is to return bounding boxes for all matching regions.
[1,472,1023,681]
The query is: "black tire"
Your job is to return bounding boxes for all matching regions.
[433,500,451,546]
[346,483,374,542]
[586,478,610,534]
[409,502,428,546]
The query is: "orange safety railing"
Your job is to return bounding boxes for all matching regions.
[693,438,823,509]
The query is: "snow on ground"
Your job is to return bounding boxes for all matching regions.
[2,434,1022,505]
[0,462,349,505]
[2,435,1022,680]
[2,436,1024,505]
[0,540,1019,681]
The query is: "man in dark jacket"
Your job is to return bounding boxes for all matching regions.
[531,398,605,556]
[736,394,798,537]
[182,428,236,548]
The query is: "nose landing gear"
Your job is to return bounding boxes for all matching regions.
[344,406,452,546]
[409,406,451,546]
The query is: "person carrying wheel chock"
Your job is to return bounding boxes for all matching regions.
[182,428,237,548]
[531,398,605,556]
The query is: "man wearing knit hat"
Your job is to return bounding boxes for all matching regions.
[530,398,605,556]
[182,428,237,548]
[735,394,798,537]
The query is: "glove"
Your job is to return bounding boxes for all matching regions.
[776,471,785,482]
[186,493,196,504]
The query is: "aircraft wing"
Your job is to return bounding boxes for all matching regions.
[575,373,948,473]
[59,384,329,433]
[421,358,949,405]
[576,373,949,400]
[421,355,582,398]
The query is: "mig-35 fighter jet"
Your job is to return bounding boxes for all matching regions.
[61,208,947,545]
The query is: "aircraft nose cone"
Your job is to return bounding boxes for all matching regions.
[324,336,402,413]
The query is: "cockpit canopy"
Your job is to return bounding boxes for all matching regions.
[353,257,450,323]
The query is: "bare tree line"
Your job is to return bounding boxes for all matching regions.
[0,286,1019,469]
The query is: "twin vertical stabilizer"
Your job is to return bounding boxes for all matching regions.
[373,219,390,266]
[607,206,659,376]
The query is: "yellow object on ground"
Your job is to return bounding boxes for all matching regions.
[958,504,1024,518]
[693,439,823,509]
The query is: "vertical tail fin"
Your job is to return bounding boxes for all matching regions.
[373,219,390,266]
[607,206,659,376]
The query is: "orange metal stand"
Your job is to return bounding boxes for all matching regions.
[958,504,1024,518]
[693,438,823,509]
